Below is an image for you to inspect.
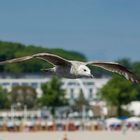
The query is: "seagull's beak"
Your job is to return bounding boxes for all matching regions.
[89,74,94,78]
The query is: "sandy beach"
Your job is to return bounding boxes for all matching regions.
[0,131,140,140]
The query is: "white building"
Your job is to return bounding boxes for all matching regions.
[0,74,109,101]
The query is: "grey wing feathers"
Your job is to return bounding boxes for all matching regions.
[33,53,71,66]
[0,53,71,66]
[86,61,140,84]
[0,56,33,64]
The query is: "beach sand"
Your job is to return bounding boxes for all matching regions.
[0,131,140,140]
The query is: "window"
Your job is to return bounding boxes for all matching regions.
[12,83,19,86]
[70,93,74,99]
[87,82,94,85]
[88,92,93,99]
[70,88,74,99]
[70,88,74,94]
[22,82,29,86]
[89,88,93,94]
[88,88,93,99]
[31,83,38,88]
[2,83,9,86]
[68,82,76,86]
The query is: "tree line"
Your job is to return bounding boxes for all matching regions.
[0,41,87,73]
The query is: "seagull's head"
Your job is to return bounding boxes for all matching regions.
[77,65,93,78]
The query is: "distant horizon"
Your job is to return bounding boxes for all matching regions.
[0,39,139,62]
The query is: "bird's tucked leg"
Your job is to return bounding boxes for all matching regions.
[41,68,56,76]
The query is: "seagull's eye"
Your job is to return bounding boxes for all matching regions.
[83,69,87,72]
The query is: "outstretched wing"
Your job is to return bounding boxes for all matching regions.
[86,61,140,83]
[33,53,71,66]
[0,56,34,64]
[0,53,71,66]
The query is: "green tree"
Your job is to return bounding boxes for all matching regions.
[117,58,132,69]
[133,62,140,77]
[72,91,89,112]
[98,75,138,117]
[39,76,68,115]
[131,62,140,100]
[0,87,10,109]
[9,86,37,109]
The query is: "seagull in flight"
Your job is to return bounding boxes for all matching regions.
[0,53,139,83]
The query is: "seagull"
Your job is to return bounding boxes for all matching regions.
[0,53,139,83]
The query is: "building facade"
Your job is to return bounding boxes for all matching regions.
[0,75,109,101]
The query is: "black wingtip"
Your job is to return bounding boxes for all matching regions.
[130,78,140,84]
[136,79,140,84]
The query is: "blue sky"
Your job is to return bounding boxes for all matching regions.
[0,0,140,61]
